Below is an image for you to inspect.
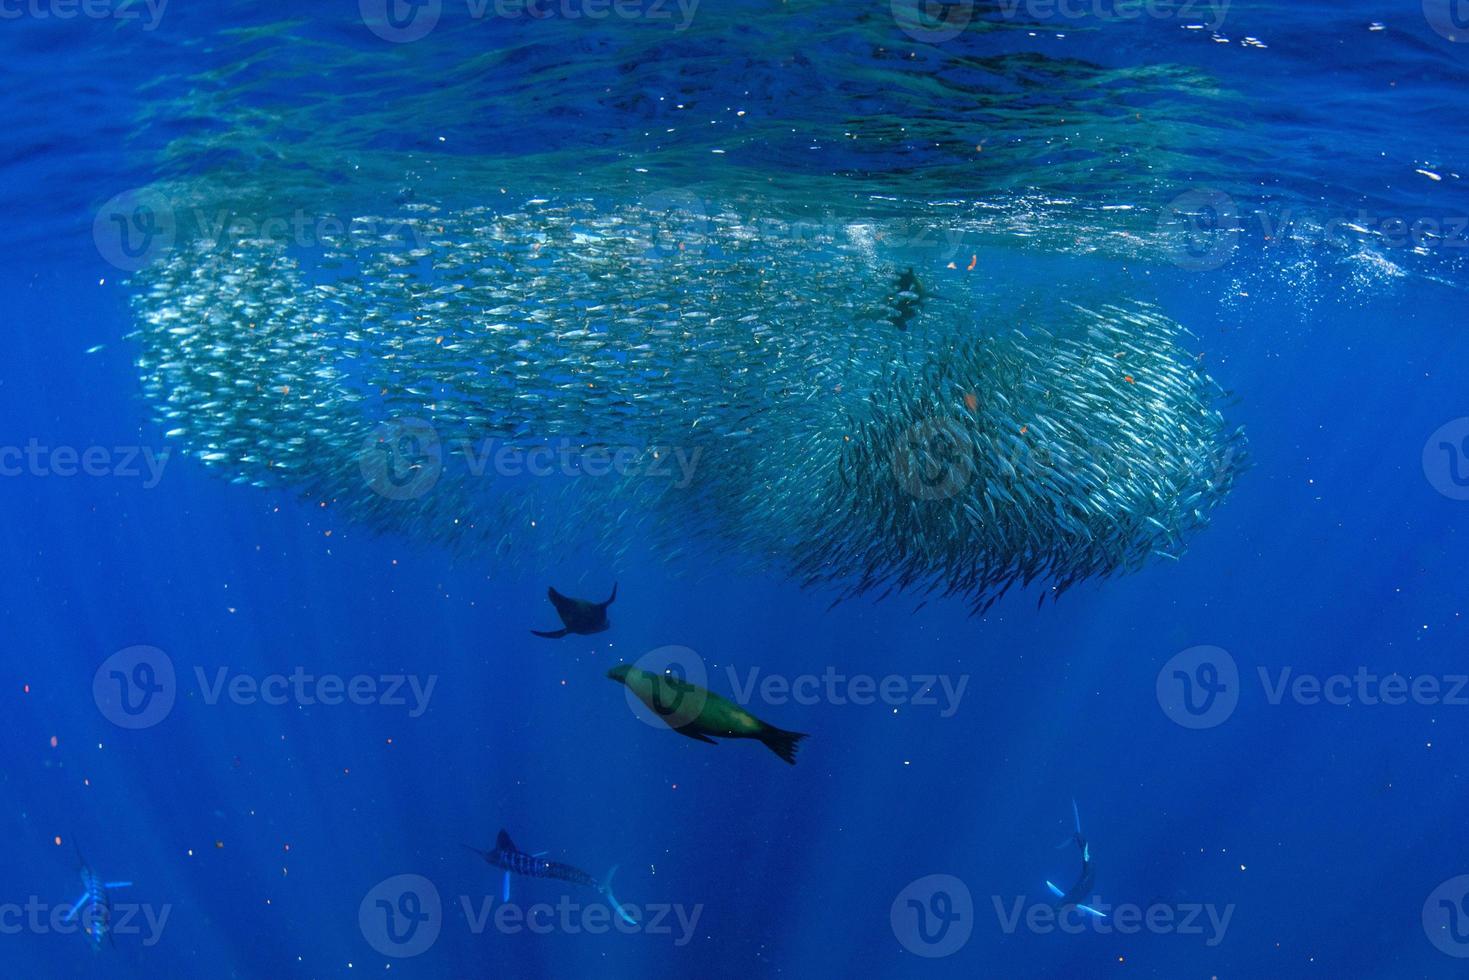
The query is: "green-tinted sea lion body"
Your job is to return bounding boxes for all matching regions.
[608,664,808,765]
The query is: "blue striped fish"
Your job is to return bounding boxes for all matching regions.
[63,853,133,951]
[464,830,635,925]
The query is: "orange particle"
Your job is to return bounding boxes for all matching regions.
[49,736,58,748]
[279,386,290,396]
[22,684,29,694]
[966,254,977,271]
[1124,375,1136,384]
[1020,425,1029,435]
[964,392,978,411]
[435,336,444,345]
[54,836,62,846]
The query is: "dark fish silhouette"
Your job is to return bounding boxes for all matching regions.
[531,583,617,639]
[463,829,635,924]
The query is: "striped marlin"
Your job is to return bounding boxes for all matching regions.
[463,830,636,925]
[63,850,133,951]
[1045,800,1107,919]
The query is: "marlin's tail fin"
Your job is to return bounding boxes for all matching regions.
[758,726,808,766]
[599,866,636,925]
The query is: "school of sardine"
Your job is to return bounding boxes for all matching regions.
[127,198,1246,613]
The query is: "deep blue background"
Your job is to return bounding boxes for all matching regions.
[3,2,1469,977]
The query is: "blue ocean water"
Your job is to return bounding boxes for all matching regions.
[3,1,1469,977]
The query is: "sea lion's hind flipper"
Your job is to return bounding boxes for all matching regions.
[673,727,718,745]
[758,726,808,765]
[531,628,569,639]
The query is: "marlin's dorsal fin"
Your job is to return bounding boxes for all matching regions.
[496,830,517,852]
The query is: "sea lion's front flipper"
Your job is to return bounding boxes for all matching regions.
[672,727,718,745]
[600,582,618,608]
[531,628,569,639]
